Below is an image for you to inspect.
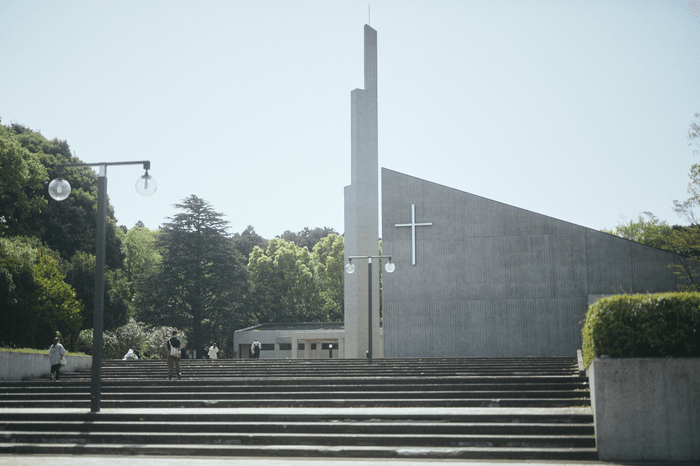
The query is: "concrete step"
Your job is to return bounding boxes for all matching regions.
[0,389,586,400]
[0,410,597,459]
[0,358,596,460]
[0,395,589,410]
[0,431,596,448]
[0,381,589,392]
[0,421,595,437]
[0,443,599,460]
[90,358,583,377]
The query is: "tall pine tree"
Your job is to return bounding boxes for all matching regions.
[135,195,249,355]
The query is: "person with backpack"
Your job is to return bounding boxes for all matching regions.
[250,339,261,359]
[166,330,182,380]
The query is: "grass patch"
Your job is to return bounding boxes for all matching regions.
[1,347,89,357]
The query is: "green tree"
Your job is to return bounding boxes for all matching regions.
[9,123,125,269]
[605,116,700,290]
[62,251,130,331]
[0,126,48,237]
[32,254,84,349]
[603,212,669,247]
[673,162,700,226]
[658,226,700,291]
[123,222,162,317]
[231,225,268,264]
[312,234,345,321]
[0,237,82,349]
[277,227,339,251]
[134,195,249,355]
[688,112,700,156]
[123,223,161,283]
[247,238,326,324]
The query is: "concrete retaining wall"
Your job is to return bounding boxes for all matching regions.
[0,351,92,381]
[589,357,700,462]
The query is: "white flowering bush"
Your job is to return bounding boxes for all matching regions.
[78,319,187,359]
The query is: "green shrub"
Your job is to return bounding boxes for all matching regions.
[582,292,700,369]
[78,329,121,359]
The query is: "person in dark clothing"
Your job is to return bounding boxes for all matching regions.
[166,330,182,380]
[251,339,261,359]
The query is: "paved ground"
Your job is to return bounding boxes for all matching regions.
[1,456,697,466]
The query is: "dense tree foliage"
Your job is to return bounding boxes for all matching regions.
[0,126,47,237]
[1,121,349,355]
[277,227,339,250]
[604,212,669,247]
[123,223,161,282]
[246,234,345,324]
[8,124,125,269]
[231,225,267,264]
[606,214,700,291]
[0,123,132,349]
[247,239,325,323]
[312,234,345,321]
[134,196,249,355]
[0,237,83,349]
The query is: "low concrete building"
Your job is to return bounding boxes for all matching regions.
[233,322,354,359]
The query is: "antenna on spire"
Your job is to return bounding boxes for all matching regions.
[368,3,371,25]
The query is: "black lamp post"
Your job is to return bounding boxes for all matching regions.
[344,255,394,363]
[49,161,156,412]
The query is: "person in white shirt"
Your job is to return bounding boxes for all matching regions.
[48,337,66,381]
[208,343,219,360]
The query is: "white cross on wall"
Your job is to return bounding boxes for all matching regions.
[395,204,432,265]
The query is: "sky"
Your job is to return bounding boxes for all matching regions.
[1,0,699,240]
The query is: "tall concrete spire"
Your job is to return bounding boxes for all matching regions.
[344,25,380,359]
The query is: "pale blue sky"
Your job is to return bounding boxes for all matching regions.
[1,0,698,239]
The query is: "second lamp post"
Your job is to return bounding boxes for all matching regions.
[345,255,394,363]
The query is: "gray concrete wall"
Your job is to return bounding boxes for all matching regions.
[589,357,700,462]
[0,351,91,381]
[381,169,686,357]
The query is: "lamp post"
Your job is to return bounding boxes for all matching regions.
[49,161,156,412]
[344,255,394,363]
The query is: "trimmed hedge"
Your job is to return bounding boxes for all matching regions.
[582,292,700,369]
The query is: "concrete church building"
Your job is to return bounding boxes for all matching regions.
[234,25,686,359]
[345,24,688,359]
[380,169,685,357]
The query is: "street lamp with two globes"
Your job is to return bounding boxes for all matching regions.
[48,161,156,412]
[344,255,394,363]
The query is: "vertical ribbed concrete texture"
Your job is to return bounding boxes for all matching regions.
[381,169,686,357]
[344,25,380,358]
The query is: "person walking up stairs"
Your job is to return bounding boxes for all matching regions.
[166,330,182,380]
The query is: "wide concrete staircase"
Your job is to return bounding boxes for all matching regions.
[0,357,597,460]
